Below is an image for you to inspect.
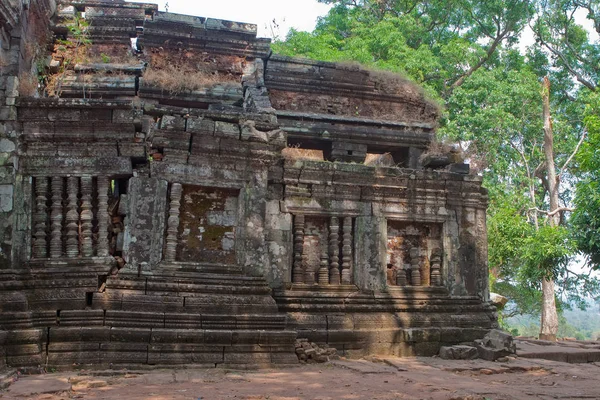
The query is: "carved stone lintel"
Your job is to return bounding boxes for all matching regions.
[97,177,110,257]
[65,176,79,257]
[341,216,352,284]
[80,176,94,257]
[33,177,49,258]
[49,177,64,258]
[164,182,182,262]
[292,214,305,284]
[329,216,340,285]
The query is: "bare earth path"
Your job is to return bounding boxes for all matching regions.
[1,357,600,400]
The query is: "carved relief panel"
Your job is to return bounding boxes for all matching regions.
[175,185,238,264]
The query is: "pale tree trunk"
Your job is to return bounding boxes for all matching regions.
[539,76,559,341]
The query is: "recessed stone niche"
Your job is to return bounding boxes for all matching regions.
[386,221,443,287]
[176,185,238,264]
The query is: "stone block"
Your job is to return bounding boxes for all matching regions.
[160,115,186,130]
[475,342,510,361]
[5,77,18,97]
[214,121,241,138]
[204,330,232,345]
[224,351,271,364]
[5,343,41,356]
[48,109,80,121]
[482,329,516,353]
[403,328,441,343]
[187,117,215,134]
[49,328,83,342]
[232,331,261,345]
[113,109,135,124]
[110,328,152,343]
[439,345,479,360]
[151,329,205,344]
[0,184,13,212]
[0,106,17,121]
[447,163,470,174]
[7,329,46,344]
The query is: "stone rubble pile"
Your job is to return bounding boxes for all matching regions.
[295,339,338,363]
[439,329,516,361]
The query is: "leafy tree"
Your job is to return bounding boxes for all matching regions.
[273,0,600,339]
[571,92,600,269]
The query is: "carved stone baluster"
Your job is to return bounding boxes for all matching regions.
[329,217,340,284]
[318,247,329,285]
[97,177,110,257]
[65,177,79,257]
[292,214,305,283]
[165,183,182,262]
[80,176,94,257]
[341,217,353,284]
[410,247,421,286]
[33,177,49,258]
[430,247,442,286]
[396,264,408,286]
[49,177,64,258]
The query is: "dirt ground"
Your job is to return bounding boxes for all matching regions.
[1,356,600,400]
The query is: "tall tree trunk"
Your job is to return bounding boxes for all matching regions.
[540,76,559,341]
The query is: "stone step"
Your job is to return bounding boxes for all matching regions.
[2,327,298,368]
[516,340,600,364]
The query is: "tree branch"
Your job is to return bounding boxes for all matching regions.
[448,30,506,92]
[528,206,574,216]
[538,38,597,91]
[559,130,587,178]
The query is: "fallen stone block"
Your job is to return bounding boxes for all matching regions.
[439,345,479,360]
[483,329,516,354]
[475,341,511,361]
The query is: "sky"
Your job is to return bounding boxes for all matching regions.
[137,0,332,39]
[132,1,599,50]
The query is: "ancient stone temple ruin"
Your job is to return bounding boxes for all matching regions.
[0,0,496,368]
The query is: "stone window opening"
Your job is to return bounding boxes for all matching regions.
[366,145,410,168]
[285,138,331,161]
[292,214,354,285]
[386,221,444,288]
[31,175,113,259]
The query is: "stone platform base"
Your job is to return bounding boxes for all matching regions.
[274,284,496,357]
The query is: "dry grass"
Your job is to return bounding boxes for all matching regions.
[462,141,488,174]
[18,72,39,97]
[282,147,324,161]
[423,139,455,157]
[143,64,239,94]
[364,153,395,167]
[420,139,467,165]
